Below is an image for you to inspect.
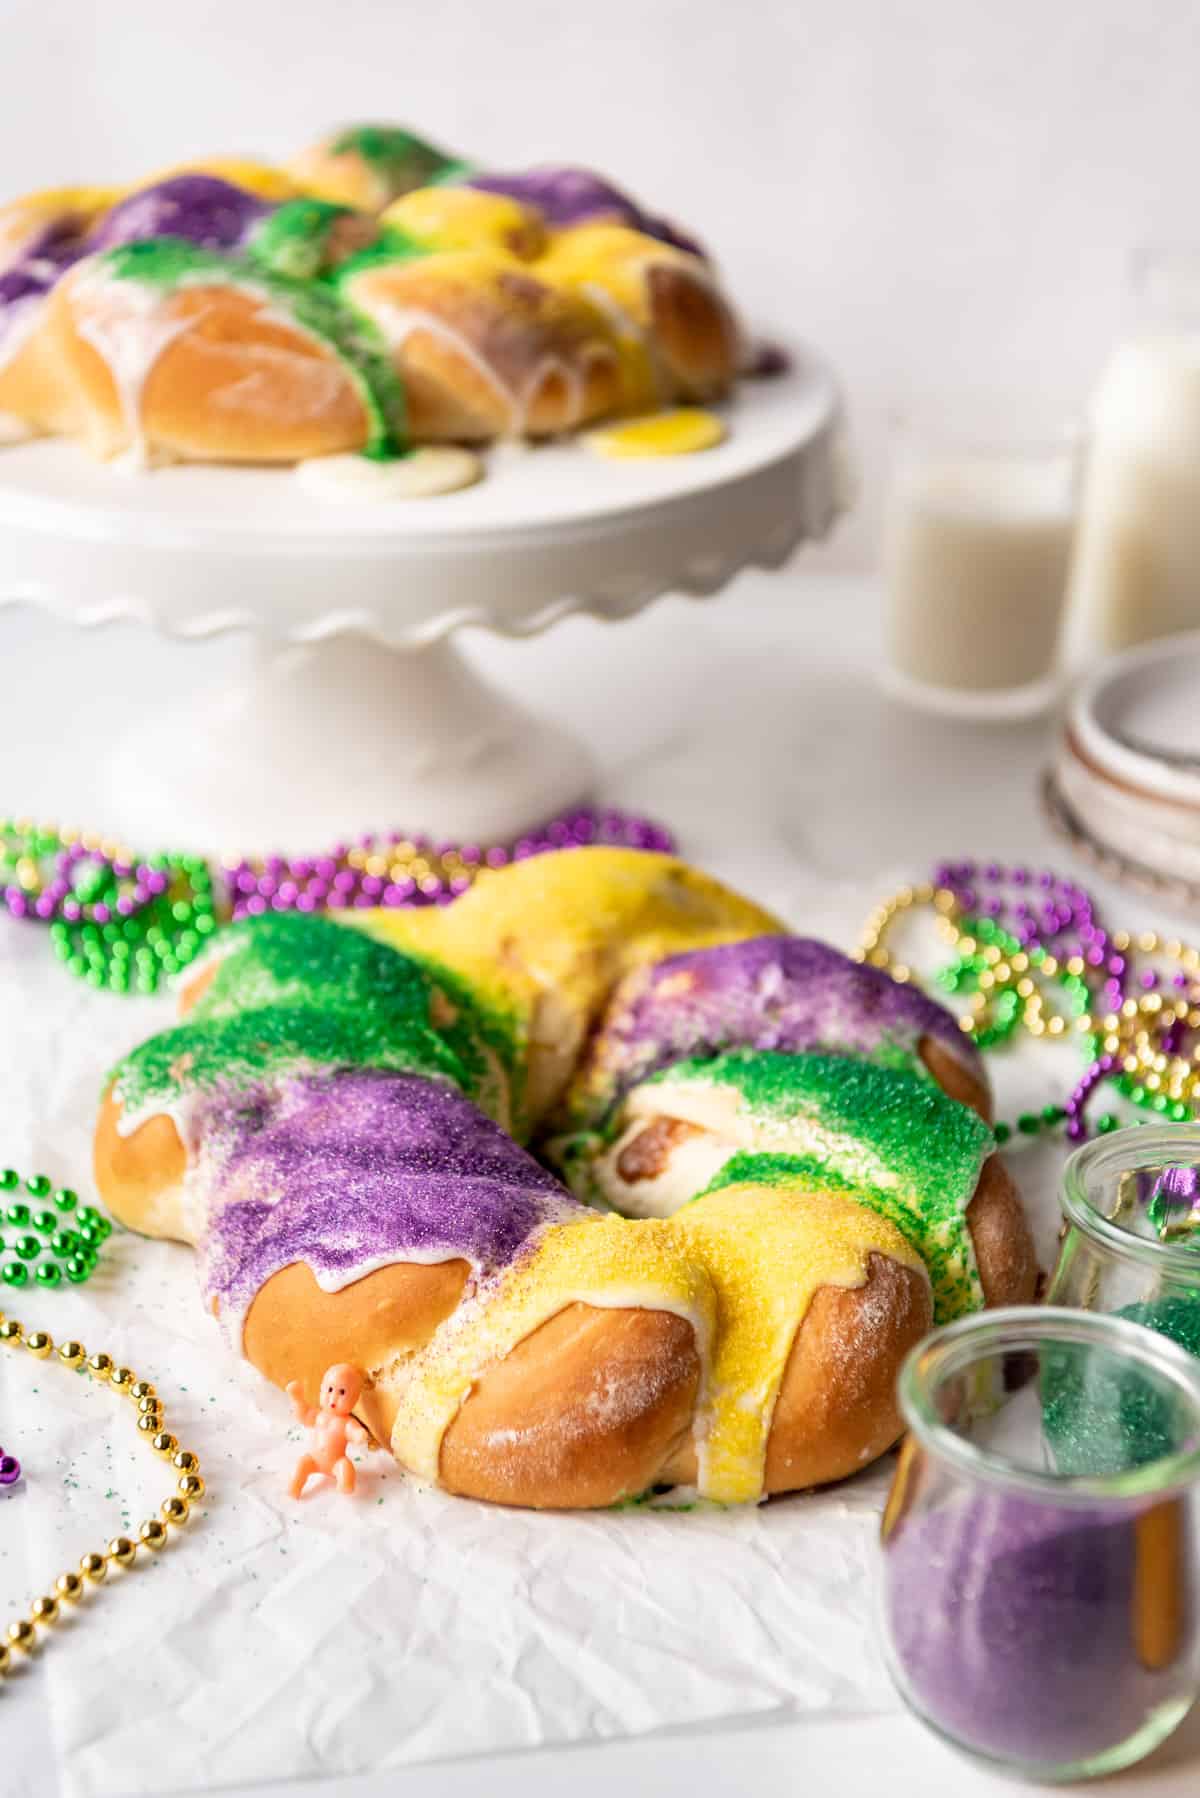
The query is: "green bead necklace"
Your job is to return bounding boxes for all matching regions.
[0,1170,113,1289]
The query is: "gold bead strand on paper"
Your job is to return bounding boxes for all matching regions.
[855,883,957,987]
[0,1314,204,1676]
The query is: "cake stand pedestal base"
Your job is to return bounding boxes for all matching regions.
[104,632,595,853]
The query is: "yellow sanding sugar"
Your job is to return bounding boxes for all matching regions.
[10,184,125,225]
[351,848,780,1099]
[673,1184,927,1503]
[586,409,727,459]
[389,1212,718,1482]
[382,186,543,255]
[537,224,696,323]
[390,1176,927,1506]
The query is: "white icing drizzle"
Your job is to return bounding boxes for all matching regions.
[295,445,483,500]
[362,299,593,438]
[365,301,521,429]
[72,272,205,466]
[0,293,45,378]
[67,267,350,468]
[580,279,668,405]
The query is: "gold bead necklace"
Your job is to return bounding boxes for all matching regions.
[857,886,1200,1125]
[0,1312,203,1678]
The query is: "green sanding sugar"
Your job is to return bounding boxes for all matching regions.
[247,201,427,283]
[99,238,407,457]
[332,229,430,285]
[1041,1307,1200,1475]
[650,1050,994,1322]
[247,200,355,280]
[111,912,516,1124]
[701,1150,862,1201]
[1118,1295,1200,1359]
[329,125,461,186]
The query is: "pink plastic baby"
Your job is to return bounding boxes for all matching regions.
[286,1363,371,1498]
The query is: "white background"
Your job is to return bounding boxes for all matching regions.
[2,0,1195,564]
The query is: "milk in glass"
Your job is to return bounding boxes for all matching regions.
[883,440,1076,717]
[1068,335,1200,652]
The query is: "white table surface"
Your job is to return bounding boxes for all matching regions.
[3,569,1200,1797]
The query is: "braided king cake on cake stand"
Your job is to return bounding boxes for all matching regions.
[94,847,1037,1509]
[0,124,843,852]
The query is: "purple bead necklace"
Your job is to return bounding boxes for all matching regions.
[220,807,675,920]
[0,806,674,990]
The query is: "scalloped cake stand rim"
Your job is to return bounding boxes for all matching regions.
[0,346,842,649]
[0,347,845,846]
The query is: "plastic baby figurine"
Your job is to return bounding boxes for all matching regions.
[286,1363,372,1498]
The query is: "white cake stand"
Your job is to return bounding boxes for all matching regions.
[0,354,843,853]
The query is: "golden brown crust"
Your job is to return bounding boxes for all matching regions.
[645,262,738,399]
[344,253,623,440]
[0,306,76,435]
[93,1087,188,1239]
[440,1302,701,1508]
[244,1258,469,1448]
[919,1034,992,1121]
[765,1252,933,1492]
[534,225,739,408]
[47,274,370,463]
[966,1154,1040,1307]
[178,960,219,1014]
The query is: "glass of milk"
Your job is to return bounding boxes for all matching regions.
[1067,251,1200,656]
[882,432,1078,719]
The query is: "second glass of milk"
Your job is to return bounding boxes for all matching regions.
[1067,253,1200,655]
[883,435,1077,719]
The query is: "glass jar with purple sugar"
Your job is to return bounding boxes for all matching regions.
[1049,1126,1200,1360]
[878,1307,1200,1781]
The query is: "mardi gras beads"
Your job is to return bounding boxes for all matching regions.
[0,1447,20,1488]
[1,808,674,993]
[0,1170,112,1290]
[221,807,675,918]
[0,1314,204,1676]
[46,855,217,995]
[856,865,1200,1143]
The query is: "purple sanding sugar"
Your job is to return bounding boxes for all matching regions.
[464,166,703,256]
[569,935,981,1126]
[0,274,49,356]
[87,175,271,255]
[1,213,87,280]
[0,265,48,311]
[199,1067,585,1335]
[883,1491,1186,1767]
[0,220,87,347]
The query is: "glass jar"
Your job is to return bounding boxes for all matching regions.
[878,1307,1200,1781]
[1049,1125,1200,1355]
